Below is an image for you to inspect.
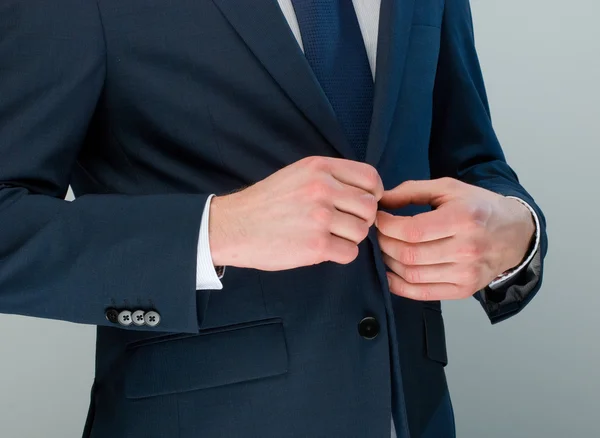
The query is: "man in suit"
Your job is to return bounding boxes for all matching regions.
[0,0,546,437]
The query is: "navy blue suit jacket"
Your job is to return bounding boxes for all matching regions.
[0,0,547,437]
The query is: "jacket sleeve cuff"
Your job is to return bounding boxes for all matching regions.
[471,183,547,324]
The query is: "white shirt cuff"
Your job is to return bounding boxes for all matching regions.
[196,194,225,290]
[488,196,541,289]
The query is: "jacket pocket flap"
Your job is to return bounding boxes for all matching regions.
[124,318,288,399]
[423,308,448,366]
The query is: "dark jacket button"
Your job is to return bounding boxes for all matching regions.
[105,308,120,324]
[358,316,380,340]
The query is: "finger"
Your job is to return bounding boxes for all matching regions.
[325,235,360,265]
[333,184,378,224]
[327,158,384,200]
[382,253,460,284]
[330,210,370,244]
[376,209,459,243]
[377,231,458,265]
[385,271,462,301]
[379,178,456,209]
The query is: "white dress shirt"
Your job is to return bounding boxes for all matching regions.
[194,2,541,436]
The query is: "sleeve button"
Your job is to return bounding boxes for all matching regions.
[131,310,146,326]
[144,311,161,328]
[118,310,133,327]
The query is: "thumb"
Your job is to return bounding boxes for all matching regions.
[379,179,452,209]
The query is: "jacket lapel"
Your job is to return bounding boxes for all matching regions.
[211,0,357,160]
[366,0,416,167]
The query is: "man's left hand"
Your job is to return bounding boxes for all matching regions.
[375,178,535,301]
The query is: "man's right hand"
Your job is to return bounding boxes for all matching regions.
[209,156,383,271]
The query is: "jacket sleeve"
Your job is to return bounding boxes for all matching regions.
[428,0,548,324]
[0,0,208,334]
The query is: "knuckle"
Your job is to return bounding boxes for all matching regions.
[310,206,334,227]
[472,240,485,258]
[399,246,418,265]
[404,267,421,284]
[460,240,482,260]
[306,179,331,201]
[405,225,424,243]
[360,193,378,221]
[461,244,477,259]
[340,245,360,264]
[400,179,416,190]
[365,209,377,227]
[303,155,329,171]
[355,221,370,241]
[307,234,330,259]
[440,177,457,188]
[361,191,378,208]
[362,165,381,190]
[420,286,432,301]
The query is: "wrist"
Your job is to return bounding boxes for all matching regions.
[505,197,536,269]
[208,194,237,268]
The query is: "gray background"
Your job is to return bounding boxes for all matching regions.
[0,0,598,437]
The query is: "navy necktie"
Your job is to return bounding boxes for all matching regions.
[291,0,374,161]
